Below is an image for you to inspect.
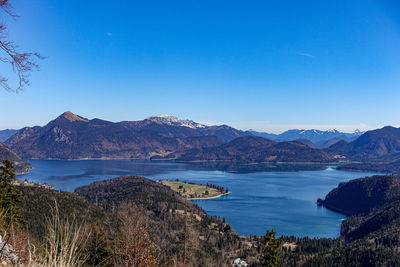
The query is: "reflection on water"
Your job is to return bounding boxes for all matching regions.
[19,160,377,237]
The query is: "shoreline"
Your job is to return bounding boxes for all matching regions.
[189,191,230,200]
[26,158,344,165]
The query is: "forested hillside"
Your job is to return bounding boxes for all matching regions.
[277,175,400,266]
[75,176,241,266]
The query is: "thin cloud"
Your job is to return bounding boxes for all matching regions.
[297,52,315,58]
[105,32,113,36]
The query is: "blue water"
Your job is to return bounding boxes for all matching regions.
[19,160,377,238]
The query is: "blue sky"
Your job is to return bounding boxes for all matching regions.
[1,0,399,133]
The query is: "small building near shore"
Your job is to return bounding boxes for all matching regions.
[233,258,248,267]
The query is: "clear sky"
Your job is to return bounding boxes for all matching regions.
[1,0,399,133]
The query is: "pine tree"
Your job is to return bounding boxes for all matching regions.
[260,229,282,267]
[84,220,113,267]
[0,160,23,224]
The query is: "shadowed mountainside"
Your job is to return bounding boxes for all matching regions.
[170,136,334,163]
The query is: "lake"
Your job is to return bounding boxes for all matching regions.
[19,160,377,238]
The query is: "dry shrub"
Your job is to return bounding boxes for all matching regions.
[112,202,159,267]
[34,202,90,267]
[0,209,31,266]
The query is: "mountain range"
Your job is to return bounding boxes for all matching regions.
[3,111,337,162]
[250,129,362,148]
[4,111,400,169]
[1,113,364,147]
[5,112,230,160]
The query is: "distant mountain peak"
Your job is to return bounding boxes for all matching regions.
[148,115,179,121]
[147,115,206,129]
[327,129,339,133]
[57,111,89,123]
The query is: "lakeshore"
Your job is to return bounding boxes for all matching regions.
[188,191,230,200]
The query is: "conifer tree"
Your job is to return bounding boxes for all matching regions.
[260,229,282,267]
[84,220,112,267]
[0,159,23,224]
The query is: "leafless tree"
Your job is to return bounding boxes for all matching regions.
[0,0,42,92]
[113,202,159,267]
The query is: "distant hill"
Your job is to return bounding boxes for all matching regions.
[294,138,317,148]
[250,129,362,144]
[326,126,400,162]
[314,134,360,148]
[171,135,333,163]
[0,142,32,174]
[5,111,226,160]
[247,130,278,140]
[0,129,18,142]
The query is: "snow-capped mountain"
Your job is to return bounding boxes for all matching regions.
[250,129,364,144]
[147,115,206,129]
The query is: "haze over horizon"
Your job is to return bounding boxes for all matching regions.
[1,0,399,132]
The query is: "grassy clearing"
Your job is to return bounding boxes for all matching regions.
[161,180,228,199]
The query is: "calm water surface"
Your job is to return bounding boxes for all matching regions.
[19,160,377,238]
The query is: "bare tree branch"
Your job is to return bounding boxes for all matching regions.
[0,0,16,17]
[0,0,42,92]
